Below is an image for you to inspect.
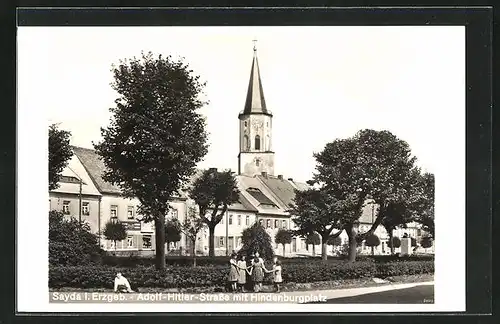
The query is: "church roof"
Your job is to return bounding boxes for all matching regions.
[241,47,272,116]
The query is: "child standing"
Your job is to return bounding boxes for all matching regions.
[267,259,283,293]
[228,253,239,292]
[237,255,251,292]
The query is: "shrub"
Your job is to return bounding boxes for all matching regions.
[327,236,342,247]
[103,221,127,251]
[239,223,274,260]
[387,237,401,249]
[420,236,433,249]
[275,229,293,256]
[49,210,102,266]
[365,234,380,247]
[49,260,434,289]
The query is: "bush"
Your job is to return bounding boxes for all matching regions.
[49,210,103,266]
[420,236,433,249]
[49,259,434,289]
[387,237,401,249]
[239,223,274,260]
[365,234,380,247]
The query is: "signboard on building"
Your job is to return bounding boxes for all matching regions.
[124,221,141,231]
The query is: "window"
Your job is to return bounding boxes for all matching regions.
[255,159,260,166]
[246,216,250,226]
[274,220,279,228]
[266,219,271,228]
[142,235,152,249]
[229,215,233,225]
[110,241,115,250]
[244,121,247,127]
[127,236,134,248]
[259,219,263,226]
[62,201,70,215]
[82,202,90,216]
[255,135,261,150]
[110,205,118,221]
[219,237,225,247]
[282,220,287,229]
[171,208,178,219]
[238,215,241,225]
[127,206,134,219]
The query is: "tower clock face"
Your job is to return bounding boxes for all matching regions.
[251,119,264,130]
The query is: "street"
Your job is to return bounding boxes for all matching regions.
[308,284,434,304]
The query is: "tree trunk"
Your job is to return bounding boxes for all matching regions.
[192,239,197,267]
[321,242,328,260]
[154,216,166,270]
[347,224,357,262]
[389,231,394,255]
[371,246,374,256]
[282,244,285,257]
[166,241,170,252]
[312,244,316,257]
[208,225,215,257]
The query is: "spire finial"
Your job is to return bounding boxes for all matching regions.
[252,39,257,53]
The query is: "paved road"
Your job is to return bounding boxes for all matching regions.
[309,285,434,304]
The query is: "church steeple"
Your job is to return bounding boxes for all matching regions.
[238,41,275,177]
[242,41,271,116]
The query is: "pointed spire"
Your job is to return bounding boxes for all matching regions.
[242,41,270,116]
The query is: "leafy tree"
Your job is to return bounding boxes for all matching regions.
[93,52,209,269]
[289,187,343,260]
[327,235,342,247]
[305,232,321,257]
[179,206,205,266]
[411,237,417,247]
[188,169,239,257]
[312,129,420,261]
[414,173,435,238]
[274,229,292,256]
[49,124,73,191]
[49,210,102,265]
[420,236,433,252]
[239,222,274,260]
[387,236,401,250]
[103,221,127,252]
[165,218,182,251]
[364,234,380,256]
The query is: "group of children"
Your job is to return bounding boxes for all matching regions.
[228,252,283,293]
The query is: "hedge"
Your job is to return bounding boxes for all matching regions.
[100,254,434,268]
[49,260,434,289]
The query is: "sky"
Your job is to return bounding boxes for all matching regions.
[18,26,464,183]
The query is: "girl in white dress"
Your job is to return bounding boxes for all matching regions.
[266,259,283,293]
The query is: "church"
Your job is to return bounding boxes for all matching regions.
[49,44,424,257]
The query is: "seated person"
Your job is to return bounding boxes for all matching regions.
[114,272,134,293]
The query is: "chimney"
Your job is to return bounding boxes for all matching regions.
[288,178,294,182]
[261,172,268,178]
[277,175,283,180]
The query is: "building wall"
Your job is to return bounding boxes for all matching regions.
[239,152,275,177]
[49,193,100,233]
[100,194,189,254]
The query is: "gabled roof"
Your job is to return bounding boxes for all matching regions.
[236,175,287,216]
[256,175,300,209]
[229,192,258,212]
[72,146,122,194]
[71,146,186,199]
[50,154,101,196]
[241,48,271,116]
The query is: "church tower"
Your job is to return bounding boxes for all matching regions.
[238,42,275,177]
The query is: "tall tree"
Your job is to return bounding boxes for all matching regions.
[48,124,73,191]
[165,218,182,252]
[413,172,435,238]
[274,229,292,257]
[103,221,127,253]
[289,187,344,260]
[312,129,420,261]
[240,222,275,260]
[179,206,205,266]
[188,169,239,257]
[94,52,209,269]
